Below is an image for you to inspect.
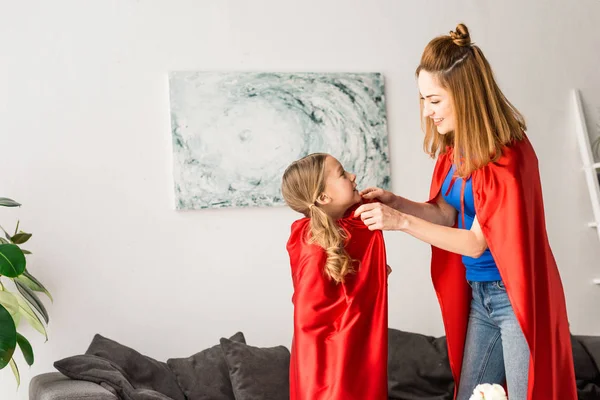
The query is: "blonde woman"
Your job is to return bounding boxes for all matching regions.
[282,153,388,400]
[355,24,576,400]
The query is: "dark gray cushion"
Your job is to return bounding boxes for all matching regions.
[54,354,174,400]
[574,335,600,399]
[220,337,290,400]
[167,332,245,400]
[53,334,185,400]
[85,334,185,400]
[572,335,599,382]
[388,328,454,400]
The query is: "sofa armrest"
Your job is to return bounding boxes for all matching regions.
[29,372,118,400]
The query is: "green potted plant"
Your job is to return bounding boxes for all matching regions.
[0,197,52,386]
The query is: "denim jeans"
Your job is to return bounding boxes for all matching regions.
[456,280,530,400]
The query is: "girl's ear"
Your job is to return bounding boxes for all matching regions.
[316,192,331,205]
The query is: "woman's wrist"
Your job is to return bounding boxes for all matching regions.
[397,212,411,232]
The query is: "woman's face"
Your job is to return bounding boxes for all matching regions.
[418,70,456,135]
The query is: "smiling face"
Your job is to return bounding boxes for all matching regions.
[418,70,456,135]
[318,156,361,219]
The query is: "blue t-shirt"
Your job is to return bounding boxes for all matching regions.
[441,165,500,282]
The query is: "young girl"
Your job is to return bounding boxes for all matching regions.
[355,24,576,400]
[281,153,388,400]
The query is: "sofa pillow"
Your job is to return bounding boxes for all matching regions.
[573,335,600,382]
[220,337,290,400]
[388,328,454,400]
[54,354,174,400]
[85,334,185,400]
[573,334,600,399]
[167,332,246,400]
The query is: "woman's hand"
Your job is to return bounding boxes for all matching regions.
[360,187,397,207]
[354,202,409,231]
[386,264,392,276]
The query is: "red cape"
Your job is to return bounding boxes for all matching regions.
[429,136,576,399]
[286,205,388,400]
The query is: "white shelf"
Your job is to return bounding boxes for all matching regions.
[572,89,600,247]
[593,279,600,285]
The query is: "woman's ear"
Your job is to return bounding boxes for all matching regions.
[316,192,331,205]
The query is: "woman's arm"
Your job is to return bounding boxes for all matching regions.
[361,187,456,227]
[396,194,456,227]
[402,214,487,258]
[354,202,487,258]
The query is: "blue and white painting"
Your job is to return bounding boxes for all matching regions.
[168,71,390,210]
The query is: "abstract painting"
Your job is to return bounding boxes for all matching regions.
[168,71,390,210]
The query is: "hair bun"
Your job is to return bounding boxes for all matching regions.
[449,23,471,47]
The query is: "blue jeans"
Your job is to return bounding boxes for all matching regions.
[456,281,530,400]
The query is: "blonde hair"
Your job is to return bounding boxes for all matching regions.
[281,153,354,283]
[416,23,526,177]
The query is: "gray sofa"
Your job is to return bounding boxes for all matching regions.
[28,331,600,400]
[30,372,117,400]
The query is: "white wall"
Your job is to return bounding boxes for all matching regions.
[1,0,599,397]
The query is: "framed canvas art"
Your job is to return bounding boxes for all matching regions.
[168,71,390,210]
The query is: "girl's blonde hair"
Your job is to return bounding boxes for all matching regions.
[416,23,526,177]
[281,153,354,283]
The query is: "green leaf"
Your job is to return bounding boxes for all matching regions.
[14,294,46,340]
[16,271,53,302]
[11,233,31,245]
[13,312,21,328]
[9,358,20,387]
[21,269,54,303]
[0,238,8,244]
[15,281,48,323]
[0,304,17,369]
[0,198,21,208]
[21,249,31,255]
[2,227,11,241]
[0,291,20,319]
[16,272,52,302]
[0,244,26,277]
[16,333,33,366]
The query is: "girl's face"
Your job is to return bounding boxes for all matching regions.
[319,156,361,219]
[418,70,456,135]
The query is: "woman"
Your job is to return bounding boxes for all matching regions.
[354,24,576,400]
